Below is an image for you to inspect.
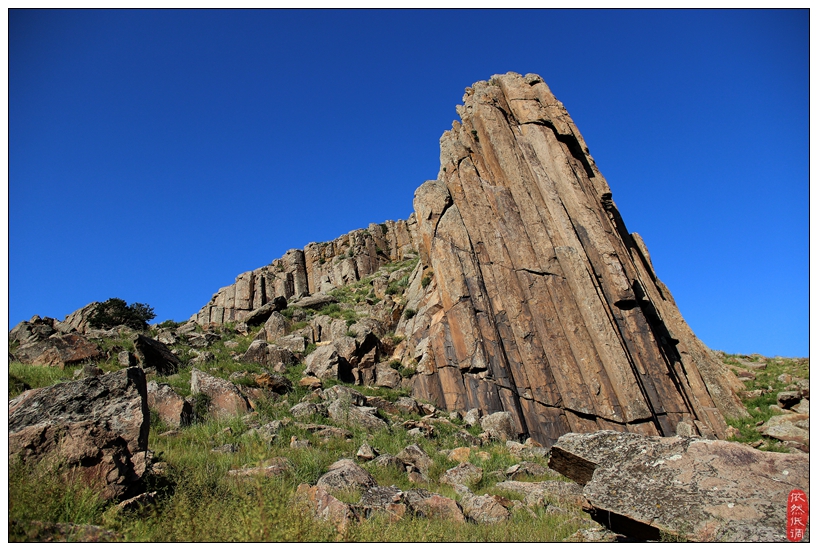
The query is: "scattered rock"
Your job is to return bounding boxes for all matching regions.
[372,453,405,470]
[480,411,518,442]
[10,521,121,543]
[759,413,810,448]
[254,371,293,394]
[777,390,803,409]
[504,461,550,480]
[396,444,432,475]
[440,462,483,486]
[495,480,584,508]
[289,402,327,419]
[299,376,323,389]
[227,457,293,478]
[241,341,297,369]
[447,447,472,462]
[356,443,378,462]
[115,491,157,513]
[374,362,401,388]
[316,459,377,493]
[304,345,353,383]
[118,350,137,367]
[211,443,238,454]
[295,483,358,533]
[327,399,388,431]
[401,489,465,523]
[459,491,510,524]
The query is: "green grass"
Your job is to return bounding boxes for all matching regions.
[9,361,71,398]
[722,353,809,452]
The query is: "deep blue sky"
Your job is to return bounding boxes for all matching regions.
[8,9,809,357]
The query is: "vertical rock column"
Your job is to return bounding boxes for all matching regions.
[408,72,745,446]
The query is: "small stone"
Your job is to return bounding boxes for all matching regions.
[356,443,378,461]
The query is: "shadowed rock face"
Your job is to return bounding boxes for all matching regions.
[401,72,746,446]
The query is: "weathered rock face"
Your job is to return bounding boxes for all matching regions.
[192,219,419,326]
[9,367,150,501]
[549,430,810,542]
[398,72,746,446]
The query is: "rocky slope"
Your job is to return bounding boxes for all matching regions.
[192,72,746,447]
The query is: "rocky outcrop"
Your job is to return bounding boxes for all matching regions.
[187,72,747,449]
[549,430,810,542]
[8,367,150,501]
[14,333,103,367]
[395,72,746,446]
[192,219,419,326]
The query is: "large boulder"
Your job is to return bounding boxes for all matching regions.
[759,413,809,450]
[241,341,297,369]
[316,459,377,493]
[480,411,518,442]
[133,334,179,375]
[327,400,389,432]
[304,345,353,383]
[549,430,810,542]
[14,333,103,367]
[147,381,192,428]
[9,367,150,501]
[190,368,251,420]
[261,311,290,343]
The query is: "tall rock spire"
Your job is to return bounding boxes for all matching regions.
[402,72,745,446]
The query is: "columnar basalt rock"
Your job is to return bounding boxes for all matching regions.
[399,72,746,446]
[190,72,746,448]
[192,219,419,326]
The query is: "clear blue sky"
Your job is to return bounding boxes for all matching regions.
[8,9,809,357]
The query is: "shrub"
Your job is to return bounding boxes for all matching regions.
[403,308,417,319]
[89,298,156,330]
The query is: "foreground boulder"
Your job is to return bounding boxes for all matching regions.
[549,431,810,542]
[9,367,150,501]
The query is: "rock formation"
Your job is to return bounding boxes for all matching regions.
[549,430,810,542]
[193,219,418,325]
[9,367,150,501]
[396,72,745,446]
[190,72,746,448]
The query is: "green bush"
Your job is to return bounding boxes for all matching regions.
[89,298,156,330]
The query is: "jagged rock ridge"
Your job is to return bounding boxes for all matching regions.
[193,219,418,325]
[194,72,746,448]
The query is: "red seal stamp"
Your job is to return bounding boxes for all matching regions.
[787,489,808,542]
